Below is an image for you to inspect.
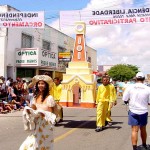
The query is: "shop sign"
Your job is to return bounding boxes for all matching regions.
[16,48,38,66]
[16,48,57,68]
[58,52,71,62]
[39,49,57,68]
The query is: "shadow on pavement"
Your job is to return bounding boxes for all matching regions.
[55,120,123,130]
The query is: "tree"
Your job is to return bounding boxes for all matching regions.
[127,64,139,74]
[108,64,137,81]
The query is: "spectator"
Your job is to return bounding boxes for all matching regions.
[7,82,16,102]
[22,80,28,94]
[123,72,150,150]
[28,81,34,106]
[6,77,11,87]
[0,101,8,113]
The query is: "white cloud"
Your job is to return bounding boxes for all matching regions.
[121,56,128,63]
[49,0,150,75]
[50,19,59,29]
[49,19,75,36]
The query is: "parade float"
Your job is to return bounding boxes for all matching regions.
[59,21,96,108]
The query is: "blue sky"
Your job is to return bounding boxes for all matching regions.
[0,0,150,75]
[0,0,90,23]
[0,0,90,11]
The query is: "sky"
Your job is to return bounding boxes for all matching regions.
[0,0,150,75]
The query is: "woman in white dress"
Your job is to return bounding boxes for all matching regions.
[19,75,56,150]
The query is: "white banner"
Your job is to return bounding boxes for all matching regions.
[0,11,44,28]
[60,7,150,27]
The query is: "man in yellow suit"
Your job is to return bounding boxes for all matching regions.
[105,78,117,126]
[95,75,116,132]
[53,77,63,122]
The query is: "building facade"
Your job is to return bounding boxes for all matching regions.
[97,65,113,72]
[0,5,97,80]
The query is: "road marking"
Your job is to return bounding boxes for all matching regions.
[54,117,95,143]
[54,100,122,143]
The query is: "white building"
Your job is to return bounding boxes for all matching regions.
[97,65,113,72]
[0,5,97,80]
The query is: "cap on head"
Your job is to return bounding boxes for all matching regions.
[136,72,145,79]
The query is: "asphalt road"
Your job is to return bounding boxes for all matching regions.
[0,97,150,150]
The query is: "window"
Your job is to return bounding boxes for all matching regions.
[88,56,91,63]
[21,33,33,48]
[58,46,66,52]
[17,68,35,77]
[70,50,73,54]
[42,40,51,50]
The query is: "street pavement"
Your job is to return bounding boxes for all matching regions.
[0,97,150,150]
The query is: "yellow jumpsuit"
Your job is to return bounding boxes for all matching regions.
[96,84,115,127]
[53,83,63,120]
[49,82,54,97]
[106,83,117,122]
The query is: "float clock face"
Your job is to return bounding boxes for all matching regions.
[76,24,84,32]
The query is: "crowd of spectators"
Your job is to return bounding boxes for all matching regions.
[0,76,33,114]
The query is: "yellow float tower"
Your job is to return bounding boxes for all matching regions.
[60,21,96,108]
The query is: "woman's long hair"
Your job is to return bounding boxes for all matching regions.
[34,81,49,102]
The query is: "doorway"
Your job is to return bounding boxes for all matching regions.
[72,84,81,106]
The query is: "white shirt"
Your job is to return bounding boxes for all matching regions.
[6,80,10,86]
[122,82,150,114]
[23,82,28,90]
[1,83,6,90]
